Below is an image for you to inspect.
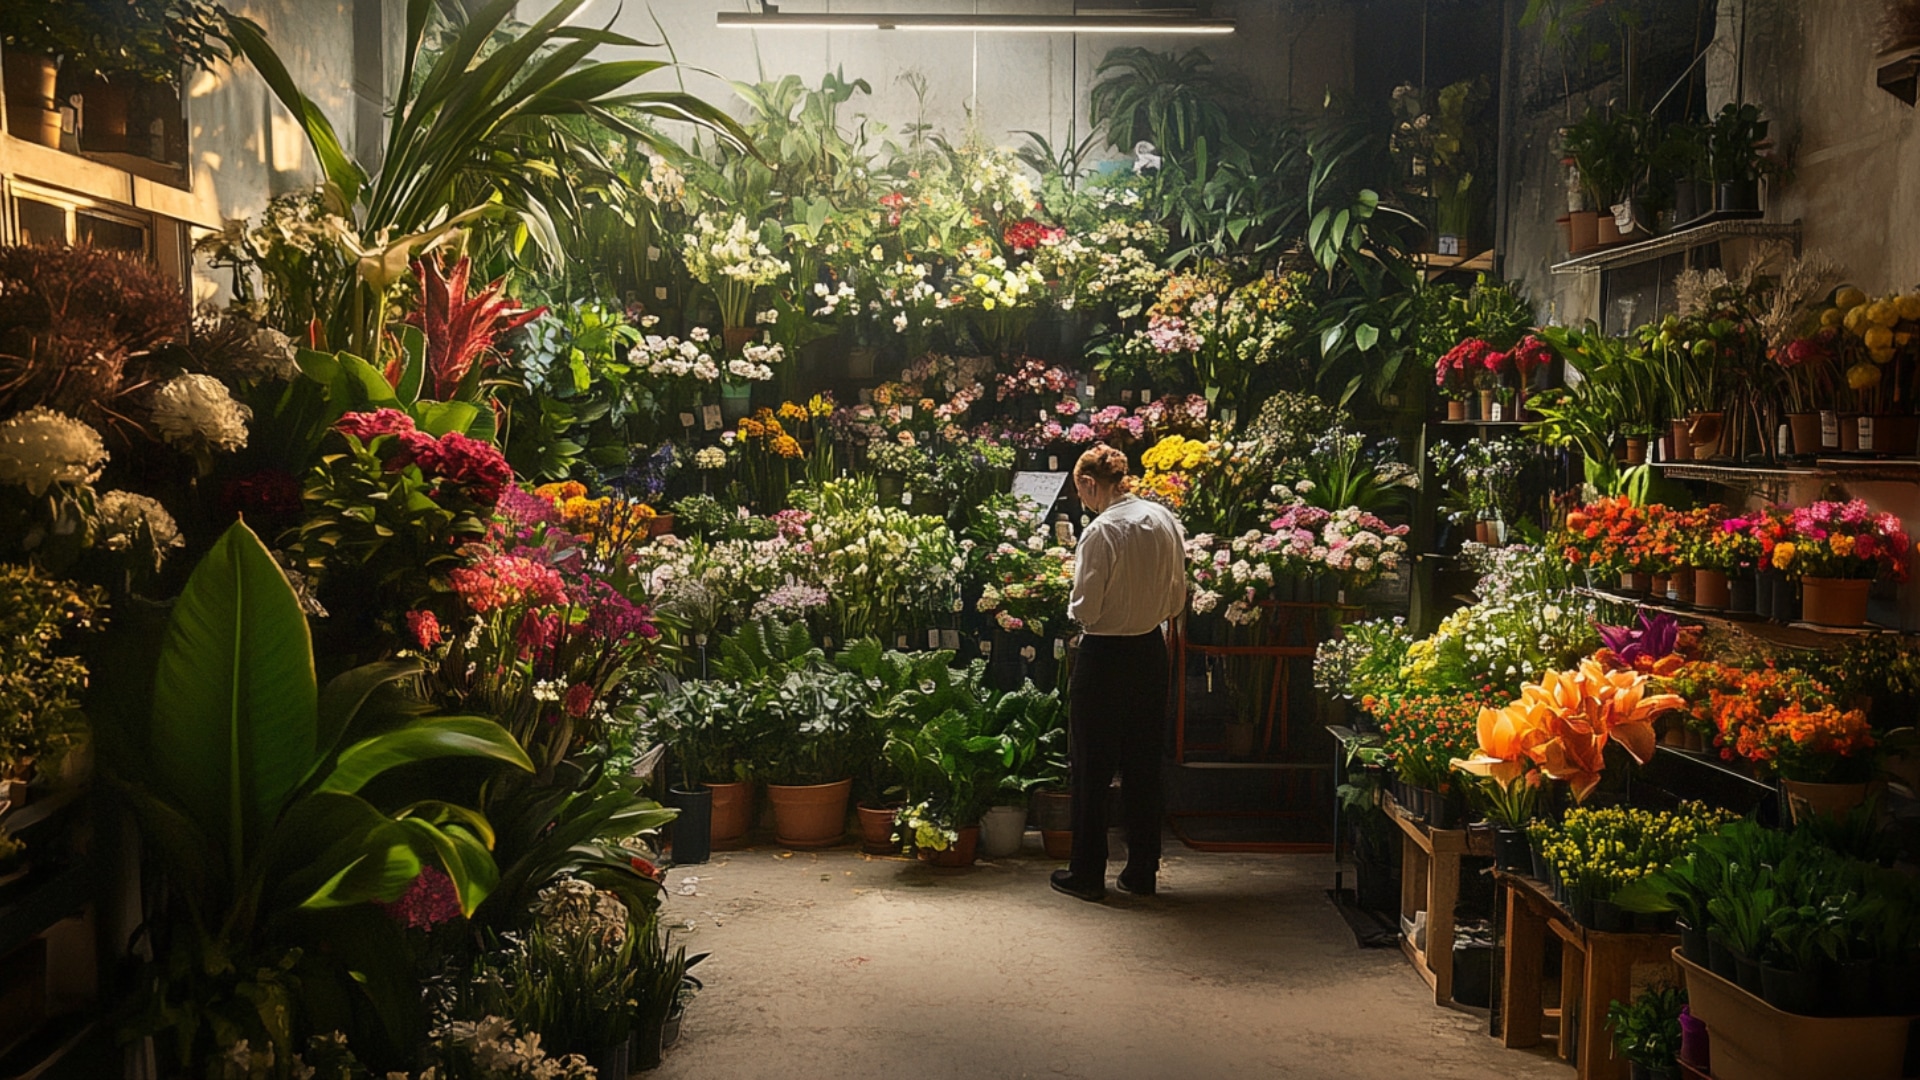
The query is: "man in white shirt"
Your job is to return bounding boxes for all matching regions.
[1051,445,1186,903]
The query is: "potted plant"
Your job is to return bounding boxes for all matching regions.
[1706,102,1781,215]
[1772,499,1910,627]
[0,567,101,803]
[1562,107,1640,248]
[974,685,1067,859]
[884,699,1006,868]
[757,666,865,848]
[0,7,79,147]
[1607,985,1687,1080]
[1655,117,1712,227]
[643,679,764,864]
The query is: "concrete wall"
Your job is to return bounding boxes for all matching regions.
[515,0,1353,160]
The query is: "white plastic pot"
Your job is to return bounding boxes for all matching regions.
[978,804,1029,858]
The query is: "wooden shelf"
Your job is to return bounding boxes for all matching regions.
[1550,219,1801,276]
[1576,585,1906,648]
[1656,457,1920,484]
[1879,49,1920,105]
[1419,248,1495,280]
[1434,419,1529,429]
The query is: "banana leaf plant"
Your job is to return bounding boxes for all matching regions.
[99,521,532,1071]
[221,0,750,361]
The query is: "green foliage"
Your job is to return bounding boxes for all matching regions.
[101,521,532,1072]
[1606,985,1686,1070]
[0,566,100,776]
[0,0,234,83]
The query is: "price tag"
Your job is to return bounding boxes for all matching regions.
[897,633,909,649]
[1859,416,1876,452]
[1053,638,1065,659]
[1081,383,1096,398]
[901,490,913,507]
[1777,423,1792,457]
[702,405,722,431]
[977,637,991,655]
[1054,520,1074,544]
[1010,471,1070,512]
[646,245,661,262]
[1820,410,1840,448]
[942,629,960,650]
[900,404,914,419]
[928,628,941,649]
[1656,437,1668,462]
[1141,390,1154,404]
[679,412,695,429]
[655,286,668,300]
[822,636,834,649]
[1122,389,1134,403]
[1489,403,1504,422]
[1048,455,1059,471]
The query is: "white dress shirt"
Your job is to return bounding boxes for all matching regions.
[1069,493,1188,636]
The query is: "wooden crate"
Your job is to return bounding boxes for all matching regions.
[1383,792,1473,1006]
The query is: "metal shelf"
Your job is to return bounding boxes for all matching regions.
[1578,585,1905,649]
[1550,219,1802,275]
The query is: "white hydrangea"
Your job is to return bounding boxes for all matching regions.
[150,373,251,454]
[0,407,108,495]
[94,490,184,567]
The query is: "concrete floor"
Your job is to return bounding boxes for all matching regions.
[651,840,1569,1080]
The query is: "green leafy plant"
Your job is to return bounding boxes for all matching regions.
[1606,985,1686,1072]
[0,566,101,780]
[99,521,532,1071]
[0,0,234,84]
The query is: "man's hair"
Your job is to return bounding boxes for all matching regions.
[1073,444,1131,490]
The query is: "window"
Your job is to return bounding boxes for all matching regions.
[5,182,151,257]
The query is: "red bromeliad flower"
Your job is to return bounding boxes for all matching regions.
[1004,218,1046,253]
[404,255,547,399]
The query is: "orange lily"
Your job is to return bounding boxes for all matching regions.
[1470,659,1684,802]
[1451,703,1550,785]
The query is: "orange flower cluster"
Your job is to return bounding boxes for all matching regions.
[1559,496,1645,576]
[531,481,654,546]
[737,408,807,459]
[1454,659,1683,801]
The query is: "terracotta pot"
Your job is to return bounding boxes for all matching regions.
[3,52,61,148]
[1555,215,1572,252]
[646,512,675,539]
[767,778,852,848]
[1596,212,1625,247]
[722,325,757,354]
[1787,412,1829,456]
[1670,565,1696,605]
[1568,210,1600,254]
[1668,419,1695,461]
[1621,438,1649,465]
[1841,413,1919,456]
[1618,571,1651,596]
[1694,568,1732,610]
[1686,411,1727,458]
[707,780,754,847]
[919,825,980,868]
[1032,789,1072,832]
[1446,399,1468,421]
[856,804,902,854]
[1651,573,1671,598]
[1473,520,1492,545]
[1781,779,1880,825]
[1041,829,1072,859]
[1800,576,1870,627]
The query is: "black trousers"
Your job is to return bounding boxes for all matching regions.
[1068,629,1169,882]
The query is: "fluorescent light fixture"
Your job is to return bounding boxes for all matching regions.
[716,11,1235,33]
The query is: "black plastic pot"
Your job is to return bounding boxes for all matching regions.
[1492,827,1531,873]
[1772,574,1801,623]
[1591,898,1631,933]
[584,1041,630,1080]
[1717,178,1762,214]
[1529,845,1551,884]
[1761,963,1822,1016]
[1429,788,1461,830]
[1754,568,1776,619]
[1708,937,1740,982]
[1727,573,1757,614]
[1734,952,1765,997]
[1827,958,1874,1017]
[666,786,714,866]
[1679,922,1710,966]
[1670,179,1703,225]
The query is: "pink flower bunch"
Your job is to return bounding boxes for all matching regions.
[770,508,814,542]
[334,410,513,506]
[1509,334,1552,384]
[377,865,463,930]
[1136,394,1209,435]
[1065,423,1097,443]
[406,609,444,650]
[996,358,1077,401]
[450,554,569,614]
[1435,338,1493,391]
[1090,405,1147,444]
[1144,314,1203,354]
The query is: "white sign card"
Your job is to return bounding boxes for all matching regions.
[1009,471,1070,513]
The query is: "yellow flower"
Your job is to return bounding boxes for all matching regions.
[1830,534,1855,557]
[778,402,808,423]
[772,434,803,459]
[1773,541,1797,570]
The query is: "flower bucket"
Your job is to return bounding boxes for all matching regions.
[1687,411,1726,458]
[1753,568,1776,618]
[1786,411,1833,456]
[1781,779,1878,825]
[1799,576,1869,627]
[1041,830,1072,859]
[1841,413,1918,457]
[919,825,979,868]
[856,804,902,854]
[722,326,757,354]
[1651,573,1671,598]
[767,778,852,848]
[1595,213,1625,247]
[1446,399,1468,422]
[1694,568,1731,610]
[1568,209,1600,254]
[665,786,713,865]
[707,781,754,847]
[1619,571,1651,596]
[979,804,1028,858]
[1621,438,1649,465]
[1668,418,1695,461]
[1727,572,1757,614]
[647,512,676,539]
[719,380,754,423]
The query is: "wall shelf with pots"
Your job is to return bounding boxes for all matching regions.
[1575,585,1906,648]
[1550,218,1802,276]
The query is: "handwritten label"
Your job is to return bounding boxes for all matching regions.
[679,412,695,429]
[1489,403,1504,422]
[927,629,941,649]
[655,286,668,301]
[1081,383,1096,398]
[1820,410,1840,448]
[1859,416,1875,452]
[1053,638,1066,659]
[897,633,909,649]
[701,405,722,431]
[979,639,993,656]
[901,490,913,507]
[899,404,913,420]
[646,245,661,262]
[1122,389,1134,403]
[1048,455,1059,471]
[941,629,960,650]
[1141,390,1154,404]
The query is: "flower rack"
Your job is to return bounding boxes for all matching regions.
[1495,870,1681,1080]
[1671,948,1920,1080]
[1382,788,1484,1007]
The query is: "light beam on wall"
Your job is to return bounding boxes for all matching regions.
[715,11,1235,34]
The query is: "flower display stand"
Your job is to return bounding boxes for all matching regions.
[1670,948,1919,1080]
[1382,790,1478,1006]
[1495,870,1680,1080]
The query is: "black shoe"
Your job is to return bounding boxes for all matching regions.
[1115,871,1157,896]
[1050,870,1106,902]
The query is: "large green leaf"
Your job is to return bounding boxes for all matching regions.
[151,521,319,878]
[317,717,533,795]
